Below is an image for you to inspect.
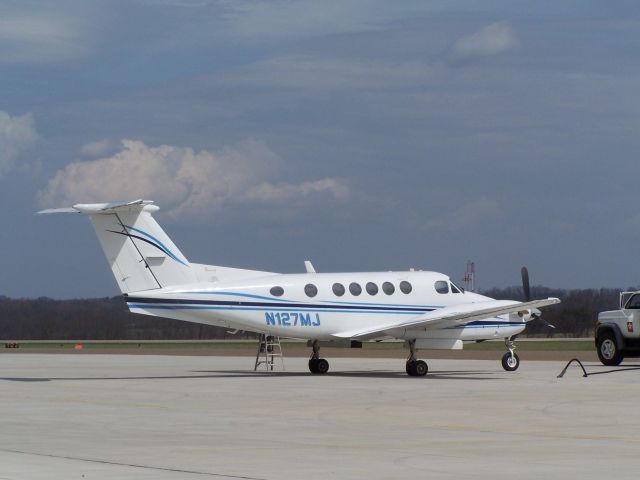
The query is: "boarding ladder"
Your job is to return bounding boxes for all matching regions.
[254,334,285,371]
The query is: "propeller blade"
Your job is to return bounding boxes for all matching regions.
[521,266,531,302]
[521,267,555,330]
[533,313,556,329]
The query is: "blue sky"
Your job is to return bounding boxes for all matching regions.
[2,1,640,298]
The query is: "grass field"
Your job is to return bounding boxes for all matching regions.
[0,339,595,357]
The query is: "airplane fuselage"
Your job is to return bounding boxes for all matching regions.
[126,270,526,343]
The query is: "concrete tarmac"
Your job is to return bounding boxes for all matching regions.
[0,354,639,479]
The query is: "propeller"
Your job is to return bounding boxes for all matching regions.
[521,266,555,329]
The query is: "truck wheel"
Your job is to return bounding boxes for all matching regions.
[597,332,624,366]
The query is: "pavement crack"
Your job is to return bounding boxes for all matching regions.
[0,448,268,480]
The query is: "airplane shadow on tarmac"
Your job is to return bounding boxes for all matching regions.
[195,369,504,380]
[6,364,640,382]
[0,369,504,382]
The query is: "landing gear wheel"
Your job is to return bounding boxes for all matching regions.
[309,358,329,374]
[406,360,428,377]
[405,361,413,375]
[413,360,428,376]
[405,340,428,377]
[501,352,520,371]
[308,358,318,373]
[315,358,329,374]
[597,332,624,366]
[308,340,329,374]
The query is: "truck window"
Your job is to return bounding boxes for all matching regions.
[626,294,640,309]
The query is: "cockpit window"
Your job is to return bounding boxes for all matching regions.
[435,280,449,294]
[450,283,461,294]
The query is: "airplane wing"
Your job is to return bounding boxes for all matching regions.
[332,297,560,340]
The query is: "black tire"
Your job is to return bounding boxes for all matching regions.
[501,352,520,371]
[413,360,428,377]
[597,332,624,366]
[308,358,318,373]
[406,361,414,375]
[315,358,329,374]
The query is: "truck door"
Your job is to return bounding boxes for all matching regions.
[622,294,640,337]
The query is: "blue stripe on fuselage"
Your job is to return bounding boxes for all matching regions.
[125,296,435,313]
[127,303,426,314]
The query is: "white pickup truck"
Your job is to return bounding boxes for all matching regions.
[596,291,640,365]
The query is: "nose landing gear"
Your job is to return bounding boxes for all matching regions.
[501,337,520,371]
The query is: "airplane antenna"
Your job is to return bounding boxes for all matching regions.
[463,261,476,292]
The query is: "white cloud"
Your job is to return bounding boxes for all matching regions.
[0,15,88,64]
[0,1,100,65]
[424,198,503,232]
[216,0,411,41]
[0,111,38,177]
[80,139,114,157]
[247,178,349,204]
[39,138,349,219]
[451,22,519,59]
[207,55,447,90]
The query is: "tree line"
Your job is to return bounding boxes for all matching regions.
[0,296,249,340]
[482,286,623,337]
[0,286,630,340]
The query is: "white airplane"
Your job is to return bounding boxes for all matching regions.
[40,199,560,376]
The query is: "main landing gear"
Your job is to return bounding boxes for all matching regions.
[501,336,520,371]
[308,340,330,374]
[406,339,428,377]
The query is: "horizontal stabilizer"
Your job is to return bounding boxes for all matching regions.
[38,207,80,214]
[38,199,157,215]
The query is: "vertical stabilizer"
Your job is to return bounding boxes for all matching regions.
[40,200,197,293]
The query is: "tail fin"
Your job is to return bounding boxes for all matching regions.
[39,200,197,293]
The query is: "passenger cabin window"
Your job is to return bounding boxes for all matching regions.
[382,282,395,295]
[627,294,640,309]
[332,283,345,297]
[366,282,379,295]
[349,282,362,296]
[304,284,318,298]
[400,281,412,294]
[435,281,449,294]
[270,286,284,297]
[450,283,461,294]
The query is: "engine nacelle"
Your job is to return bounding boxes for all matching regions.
[510,310,533,322]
